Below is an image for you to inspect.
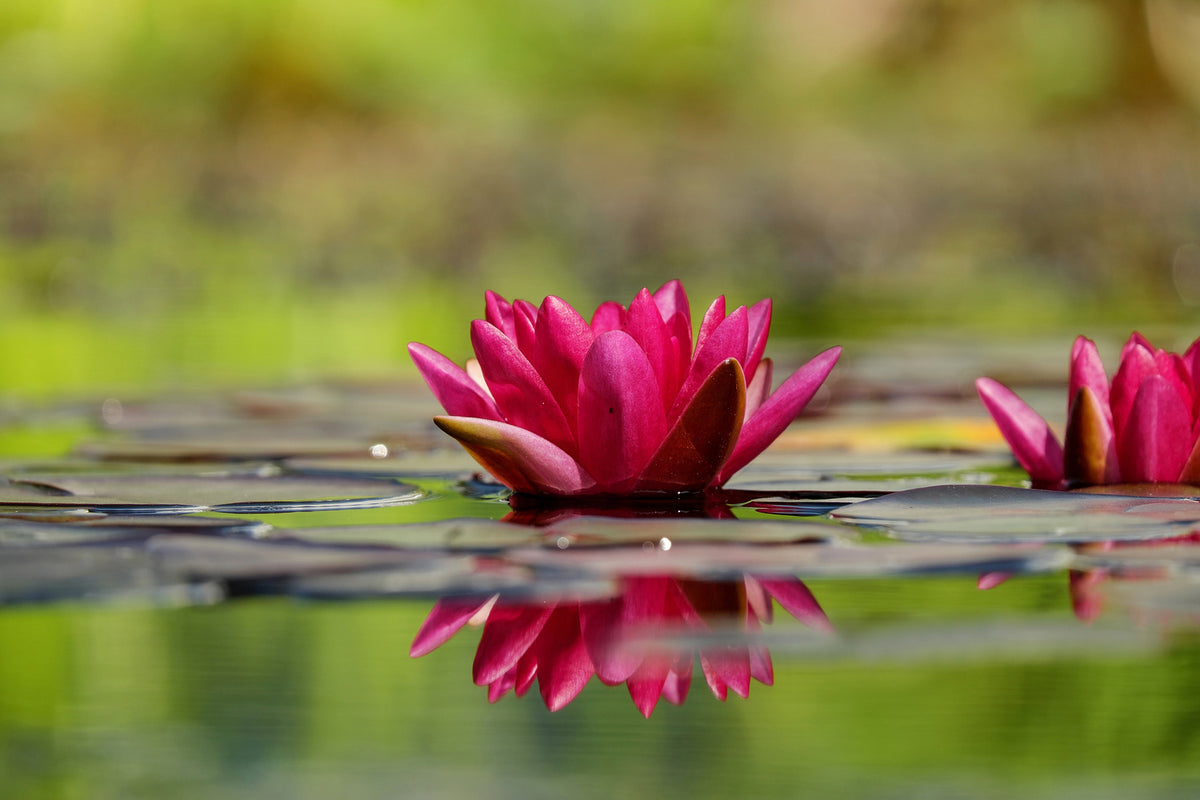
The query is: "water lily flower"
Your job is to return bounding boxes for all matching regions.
[410,575,831,717]
[409,281,840,497]
[976,332,1200,490]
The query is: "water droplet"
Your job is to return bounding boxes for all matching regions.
[369,443,389,458]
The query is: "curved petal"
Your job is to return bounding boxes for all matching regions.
[1117,375,1192,483]
[434,416,596,495]
[744,357,773,421]
[756,577,834,633]
[1112,342,1157,439]
[718,346,841,485]
[1068,336,1110,420]
[529,295,595,434]
[744,298,772,385]
[470,320,576,454]
[652,279,689,324]
[590,300,625,334]
[1063,385,1119,486]
[534,607,594,712]
[627,655,672,718]
[661,657,692,706]
[577,330,668,491]
[624,289,674,411]
[473,603,554,686]
[671,305,748,421]
[695,295,726,355]
[637,358,745,493]
[582,577,672,685]
[484,290,515,341]
[410,595,496,657]
[408,343,503,421]
[975,376,1064,486]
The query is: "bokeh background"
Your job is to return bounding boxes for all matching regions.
[2,0,1200,397]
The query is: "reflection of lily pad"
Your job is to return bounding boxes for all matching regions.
[545,516,839,546]
[508,540,1069,579]
[285,518,541,549]
[2,474,425,514]
[833,485,1200,543]
[0,514,271,546]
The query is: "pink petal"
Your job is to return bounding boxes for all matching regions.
[1183,335,1200,384]
[977,572,1011,590]
[744,298,772,385]
[651,279,689,324]
[470,320,577,454]
[623,289,675,411]
[661,657,692,706]
[591,300,625,334]
[671,305,748,422]
[1068,336,1110,420]
[756,577,834,633]
[744,358,773,421]
[528,295,595,434]
[695,295,726,355]
[1117,374,1192,482]
[582,577,672,684]
[626,656,672,718]
[408,343,503,421]
[1120,331,1154,362]
[637,358,744,493]
[576,330,669,491]
[718,346,841,485]
[743,575,773,624]
[975,376,1064,487]
[434,416,597,495]
[484,290,515,341]
[534,607,594,712]
[699,648,751,700]
[1112,341,1158,438]
[410,595,495,657]
[473,603,555,686]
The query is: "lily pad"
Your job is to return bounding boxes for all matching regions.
[1,473,425,514]
[832,484,1200,543]
[543,516,840,546]
[0,514,271,547]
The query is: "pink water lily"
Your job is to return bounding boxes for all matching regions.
[409,575,831,717]
[977,332,1200,489]
[409,281,840,496]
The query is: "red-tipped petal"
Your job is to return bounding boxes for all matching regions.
[434,416,596,495]
[410,595,496,657]
[1117,375,1192,483]
[699,648,751,700]
[718,347,841,485]
[637,358,745,493]
[470,320,577,454]
[408,343,503,421]
[583,577,672,684]
[627,655,672,718]
[473,603,554,686]
[757,577,834,634]
[576,330,668,491]
[1063,385,1119,486]
[975,376,1064,486]
[977,572,1011,590]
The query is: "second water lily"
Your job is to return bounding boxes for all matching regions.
[977,332,1200,489]
[410,281,840,497]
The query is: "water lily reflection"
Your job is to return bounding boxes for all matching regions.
[410,574,831,717]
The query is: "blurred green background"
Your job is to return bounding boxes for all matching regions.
[2,0,1200,397]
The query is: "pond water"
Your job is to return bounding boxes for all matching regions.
[2,348,1200,799]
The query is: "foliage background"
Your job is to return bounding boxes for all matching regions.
[2,0,1200,395]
